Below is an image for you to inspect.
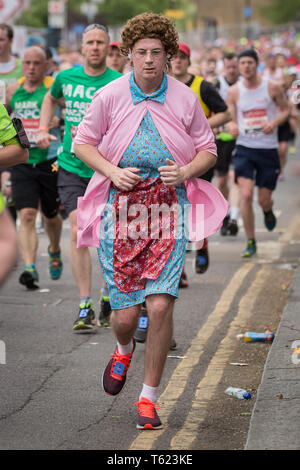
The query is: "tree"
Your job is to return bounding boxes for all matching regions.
[99,0,170,26]
[261,0,300,24]
[17,0,184,29]
[16,0,48,27]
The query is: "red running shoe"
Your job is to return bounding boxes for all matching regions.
[135,397,163,430]
[102,339,135,396]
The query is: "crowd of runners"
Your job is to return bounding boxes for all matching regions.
[0,15,300,430]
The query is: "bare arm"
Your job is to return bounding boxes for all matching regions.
[0,145,28,168]
[262,81,290,134]
[5,83,19,109]
[225,85,239,138]
[36,91,60,149]
[208,108,231,129]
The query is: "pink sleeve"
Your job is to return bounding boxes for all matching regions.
[74,90,109,146]
[187,98,217,156]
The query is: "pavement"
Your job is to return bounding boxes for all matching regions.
[245,265,300,450]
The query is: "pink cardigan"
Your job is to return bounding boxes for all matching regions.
[74,73,228,247]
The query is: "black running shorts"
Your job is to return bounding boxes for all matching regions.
[11,159,59,218]
[234,145,280,191]
[57,166,91,216]
[215,139,236,176]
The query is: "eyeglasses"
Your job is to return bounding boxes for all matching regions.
[84,24,109,34]
[132,49,164,59]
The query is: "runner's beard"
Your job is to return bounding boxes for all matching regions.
[87,57,106,70]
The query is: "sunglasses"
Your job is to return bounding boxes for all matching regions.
[84,24,109,34]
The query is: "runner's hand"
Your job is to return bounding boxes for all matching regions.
[158,159,185,186]
[226,122,239,138]
[262,122,275,134]
[111,167,142,192]
[36,130,57,149]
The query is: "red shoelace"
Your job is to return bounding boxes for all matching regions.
[110,351,133,381]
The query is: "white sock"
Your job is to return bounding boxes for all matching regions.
[229,207,240,221]
[117,341,132,355]
[139,383,158,403]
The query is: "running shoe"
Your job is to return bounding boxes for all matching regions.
[264,210,277,231]
[289,145,296,154]
[19,265,39,290]
[220,215,229,236]
[241,239,256,258]
[179,268,188,288]
[134,306,148,343]
[102,339,135,396]
[135,397,163,430]
[170,338,177,350]
[73,302,95,331]
[98,296,111,327]
[227,219,239,236]
[48,246,63,280]
[195,247,209,274]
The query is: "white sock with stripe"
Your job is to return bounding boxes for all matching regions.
[139,383,158,403]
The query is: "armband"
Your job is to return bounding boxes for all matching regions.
[12,118,31,149]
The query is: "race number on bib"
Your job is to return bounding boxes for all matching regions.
[242,109,267,136]
[22,118,39,147]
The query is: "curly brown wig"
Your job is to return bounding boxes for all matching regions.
[120,12,179,59]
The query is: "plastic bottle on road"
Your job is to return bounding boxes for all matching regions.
[225,387,251,399]
[236,325,274,343]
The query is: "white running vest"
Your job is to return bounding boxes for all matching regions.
[218,75,231,101]
[236,78,278,149]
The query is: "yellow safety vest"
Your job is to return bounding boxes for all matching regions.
[18,76,54,88]
[189,75,211,118]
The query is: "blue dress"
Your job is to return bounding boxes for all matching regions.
[97,72,189,309]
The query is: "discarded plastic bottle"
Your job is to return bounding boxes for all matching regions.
[236,325,274,343]
[225,387,251,399]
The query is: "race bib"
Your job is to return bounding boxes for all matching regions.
[22,118,39,147]
[242,109,267,136]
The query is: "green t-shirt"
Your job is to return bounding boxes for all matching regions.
[50,66,121,178]
[0,103,17,144]
[0,57,23,87]
[11,77,61,165]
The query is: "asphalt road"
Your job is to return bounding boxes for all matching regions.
[0,139,300,451]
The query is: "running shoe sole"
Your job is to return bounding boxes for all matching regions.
[19,271,39,290]
[136,423,163,430]
[73,321,95,331]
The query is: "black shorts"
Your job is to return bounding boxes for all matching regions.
[57,166,91,216]
[215,139,236,176]
[278,120,293,142]
[11,159,59,218]
[234,145,280,191]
